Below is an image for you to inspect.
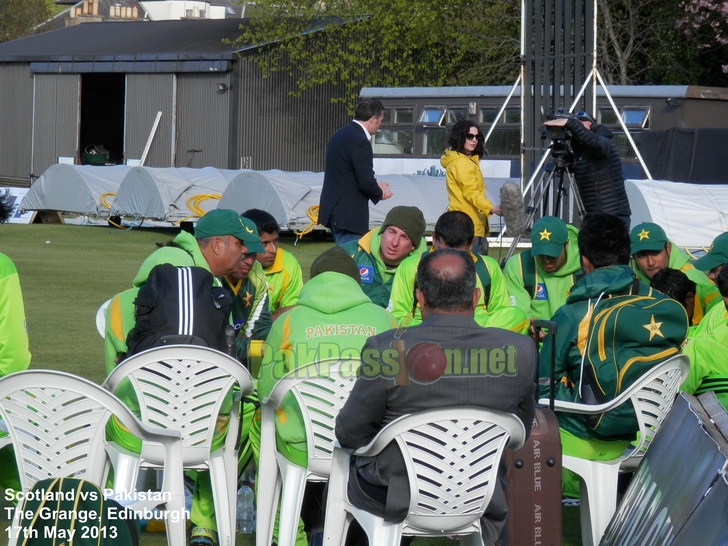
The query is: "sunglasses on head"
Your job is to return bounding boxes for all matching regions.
[465,133,484,141]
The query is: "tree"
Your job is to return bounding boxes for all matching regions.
[677,0,728,74]
[234,0,521,103]
[0,0,61,42]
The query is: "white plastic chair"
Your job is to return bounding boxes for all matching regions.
[96,297,111,338]
[257,358,362,546]
[537,354,689,546]
[0,370,185,546]
[323,406,526,546]
[102,344,254,546]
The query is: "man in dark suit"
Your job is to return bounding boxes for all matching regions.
[335,248,537,545]
[319,99,393,246]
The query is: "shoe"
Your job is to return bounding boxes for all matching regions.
[562,497,580,507]
[190,526,219,546]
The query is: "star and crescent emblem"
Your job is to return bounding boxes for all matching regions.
[539,229,552,241]
[638,229,650,241]
[643,314,664,341]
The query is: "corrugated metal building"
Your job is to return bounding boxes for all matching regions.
[0,19,350,185]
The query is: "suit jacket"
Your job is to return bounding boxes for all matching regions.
[319,121,383,234]
[335,313,537,543]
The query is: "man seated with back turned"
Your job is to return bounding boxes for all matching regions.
[252,246,397,546]
[538,213,688,476]
[630,221,720,327]
[341,205,428,308]
[336,248,537,545]
[103,209,262,546]
[389,210,528,334]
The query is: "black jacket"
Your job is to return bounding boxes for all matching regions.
[565,118,631,218]
[318,121,383,235]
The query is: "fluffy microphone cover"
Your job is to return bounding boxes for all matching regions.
[499,182,527,237]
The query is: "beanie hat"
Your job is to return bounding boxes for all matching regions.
[379,206,426,245]
[310,246,360,282]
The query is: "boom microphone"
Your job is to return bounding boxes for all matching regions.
[499,182,527,238]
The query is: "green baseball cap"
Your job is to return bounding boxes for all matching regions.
[693,232,728,271]
[630,223,668,254]
[531,216,568,257]
[194,209,265,253]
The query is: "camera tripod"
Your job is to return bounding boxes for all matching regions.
[503,150,586,263]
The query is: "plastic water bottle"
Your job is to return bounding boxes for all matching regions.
[236,480,255,534]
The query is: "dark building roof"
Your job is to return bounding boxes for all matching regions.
[0,19,254,63]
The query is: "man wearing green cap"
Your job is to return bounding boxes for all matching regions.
[630,221,720,326]
[341,205,428,308]
[504,216,582,323]
[687,232,728,337]
[103,208,264,546]
[250,246,397,546]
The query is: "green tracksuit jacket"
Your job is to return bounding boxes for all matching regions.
[388,250,528,334]
[681,329,728,409]
[504,224,582,321]
[264,248,303,313]
[0,253,31,376]
[341,229,428,308]
[537,265,688,440]
[256,272,397,466]
[222,261,272,362]
[631,241,721,326]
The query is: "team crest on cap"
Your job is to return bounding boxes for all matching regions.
[638,229,650,240]
[539,229,552,241]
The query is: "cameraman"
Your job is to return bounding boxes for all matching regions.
[544,112,631,227]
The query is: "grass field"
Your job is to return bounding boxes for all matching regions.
[0,223,580,545]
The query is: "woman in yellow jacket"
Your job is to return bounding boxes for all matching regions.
[441,120,503,253]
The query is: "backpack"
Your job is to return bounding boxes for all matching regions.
[125,263,235,358]
[16,477,138,546]
[578,280,687,438]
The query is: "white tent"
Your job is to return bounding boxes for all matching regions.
[217,170,319,231]
[626,179,728,247]
[20,164,131,215]
[217,170,515,233]
[110,167,238,222]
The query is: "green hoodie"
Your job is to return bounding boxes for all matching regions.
[342,228,428,308]
[681,329,728,409]
[538,265,688,440]
[504,224,582,321]
[256,272,397,466]
[388,250,528,334]
[0,253,31,377]
[631,241,721,326]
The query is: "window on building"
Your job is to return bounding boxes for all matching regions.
[423,128,449,155]
[622,108,649,128]
[420,107,446,125]
[485,128,520,157]
[395,108,413,123]
[448,108,468,124]
[373,129,414,155]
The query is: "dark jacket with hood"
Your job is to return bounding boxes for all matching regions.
[565,117,631,219]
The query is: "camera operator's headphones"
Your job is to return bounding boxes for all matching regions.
[576,111,597,127]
